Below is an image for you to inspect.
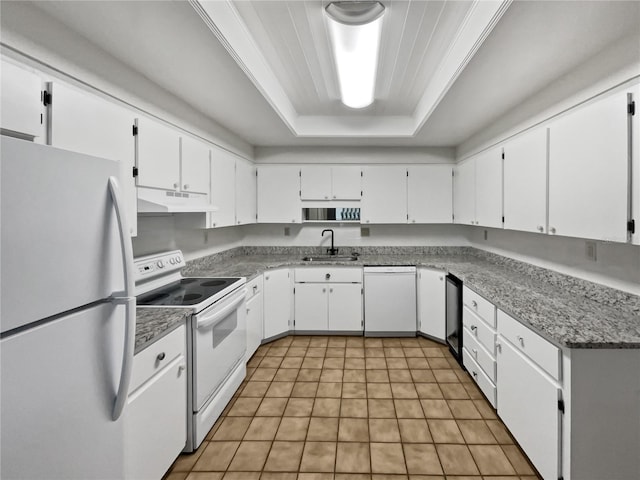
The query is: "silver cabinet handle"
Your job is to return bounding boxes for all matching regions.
[496,342,502,352]
[537,225,544,232]
[184,184,189,190]
[156,352,166,361]
[173,182,179,189]
[470,325,477,331]
[471,300,478,308]
[178,364,186,374]
[322,288,326,293]
[550,227,556,234]
[517,336,524,346]
[329,288,333,293]
[253,285,258,293]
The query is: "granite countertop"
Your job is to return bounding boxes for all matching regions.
[135,307,188,354]
[181,246,640,349]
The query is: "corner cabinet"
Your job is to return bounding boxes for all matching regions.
[263,268,292,339]
[126,325,187,480]
[236,158,257,225]
[257,166,301,223]
[361,166,407,224]
[453,159,475,225]
[407,166,453,224]
[293,268,363,333]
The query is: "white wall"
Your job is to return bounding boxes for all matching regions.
[256,146,455,164]
[469,227,640,295]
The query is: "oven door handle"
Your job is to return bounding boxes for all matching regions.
[197,288,247,330]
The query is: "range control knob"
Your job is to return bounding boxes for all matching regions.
[169,258,176,265]
[175,256,182,263]
[157,260,164,268]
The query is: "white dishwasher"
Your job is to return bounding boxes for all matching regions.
[364,266,417,336]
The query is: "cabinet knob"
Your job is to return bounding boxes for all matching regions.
[517,335,524,346]
[329,288,333,293]
[472,348,477,357]
[325,273,331,280]
[184,184,189,190]
[471,300,478,308]
[178,364,186,374]
[550,227,556,234]
[322,288,326,293]
[173,183,179,189]
[212,223,216,227]
[324,195,328,199]
[439,276,443,281]
[292,220,296,223]
[156,352,166,361]
[253,285,258,293]
[366,220,370,223]
[332,195,336,199]
[496,342,502,352]
[265,275,270,280]
[470,325,477,332]
[537,225,544,232]
[472,371,478,378]
[412,219,416,223]
[238,220,241,224]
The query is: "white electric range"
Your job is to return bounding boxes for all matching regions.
[134,250,247,452]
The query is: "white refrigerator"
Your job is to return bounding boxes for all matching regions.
[1,136,136,479]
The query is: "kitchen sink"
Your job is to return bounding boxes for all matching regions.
[302,254,360,262]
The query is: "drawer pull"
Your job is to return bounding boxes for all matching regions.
[329,288,333,293]
[178,364,186,374]
[472,348,477,357]
[322,288,326,293]
[253,285,258,294]
[472,371,478,378]
[496,342,502,352]
[325,273,331,280]
[470,325,477,332]
[246,307,251,314]
[156,352,166,361]
[517,336,524,346]
[471,300,478,308]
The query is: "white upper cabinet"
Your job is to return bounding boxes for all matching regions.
[453,159,475,225]
[49,81,137,236]
[407,165,453,223]
[361,166,407,223]
[235,158,257,225]
[210,146,236,228]
[135,117,180,191]
[475,147,503,228]
[632,84,640,246]
[548,90,629,242]
[300,166,332,200]
[257,165,301,223]
[300,165,361,200]
[180,136,210,194]
[330,166,362,200]
[0,59,43,139]
[503,128,548,234]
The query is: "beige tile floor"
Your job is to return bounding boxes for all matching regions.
[166,335,541,480]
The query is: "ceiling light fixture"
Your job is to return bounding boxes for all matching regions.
[325,1,385,109]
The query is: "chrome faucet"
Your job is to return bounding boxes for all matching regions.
[322,229,339,256]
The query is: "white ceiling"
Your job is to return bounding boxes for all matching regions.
[19,1,640,147]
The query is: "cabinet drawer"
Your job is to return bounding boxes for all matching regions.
[130,325,185,393]
[463,307,496,355]
[497,310,561,381]
[463,286,496,327]
[294,267,362,283]
[246,275,264,301]
[463,348,497,408]
[463,326,496,382]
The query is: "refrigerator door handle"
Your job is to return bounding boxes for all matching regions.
[111,296,135,421]
[108,177,136,421]
[108,176,134,298]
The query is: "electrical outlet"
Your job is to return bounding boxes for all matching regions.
[284,227,291,237]
[361,227,370,237]
[484,230,488,240]
[585,241,597,261]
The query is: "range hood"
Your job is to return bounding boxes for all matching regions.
[137,187,219,214]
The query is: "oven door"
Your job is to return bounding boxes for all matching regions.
[192,286,247,411]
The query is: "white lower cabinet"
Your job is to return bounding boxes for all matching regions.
[294,268,363,333]
[263,268,292,339]
[416,268,446,341]
[496,337,560,480]
[245,275,264,359]
[126,325,187,480]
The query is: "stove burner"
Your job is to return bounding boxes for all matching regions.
[202,280,227,287]
[183,293,203,302]
[143,293,170,303]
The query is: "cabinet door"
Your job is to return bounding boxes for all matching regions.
[417,268,446,341]
[0,60,42,139]
[135,117,180,191]
[210,146,236,228]
[126,355,187,480]
[328,283,363,332]
[263,269,291,339]
[361,166,407,223]
[453,159,475,225]
[407,165,453,223]
[548,90,629,242]
[257,166,301,223]
[300,165,331,200]
[49,81,137,236]
[294,284,329,331]
[180,136,210,194]
[475,147,503,228]
[503,128,548,234]
[497,339,560,480]
[633,84,640,246]
[236,158,257,225]
[246,292,263,359]
[331,166,362,200]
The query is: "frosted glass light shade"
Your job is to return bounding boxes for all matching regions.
[326,3,384,109]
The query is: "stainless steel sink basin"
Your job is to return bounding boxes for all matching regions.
[302,255,359,262]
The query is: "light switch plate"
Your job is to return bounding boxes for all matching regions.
[361,227,370,237]
[585,241,597,261]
